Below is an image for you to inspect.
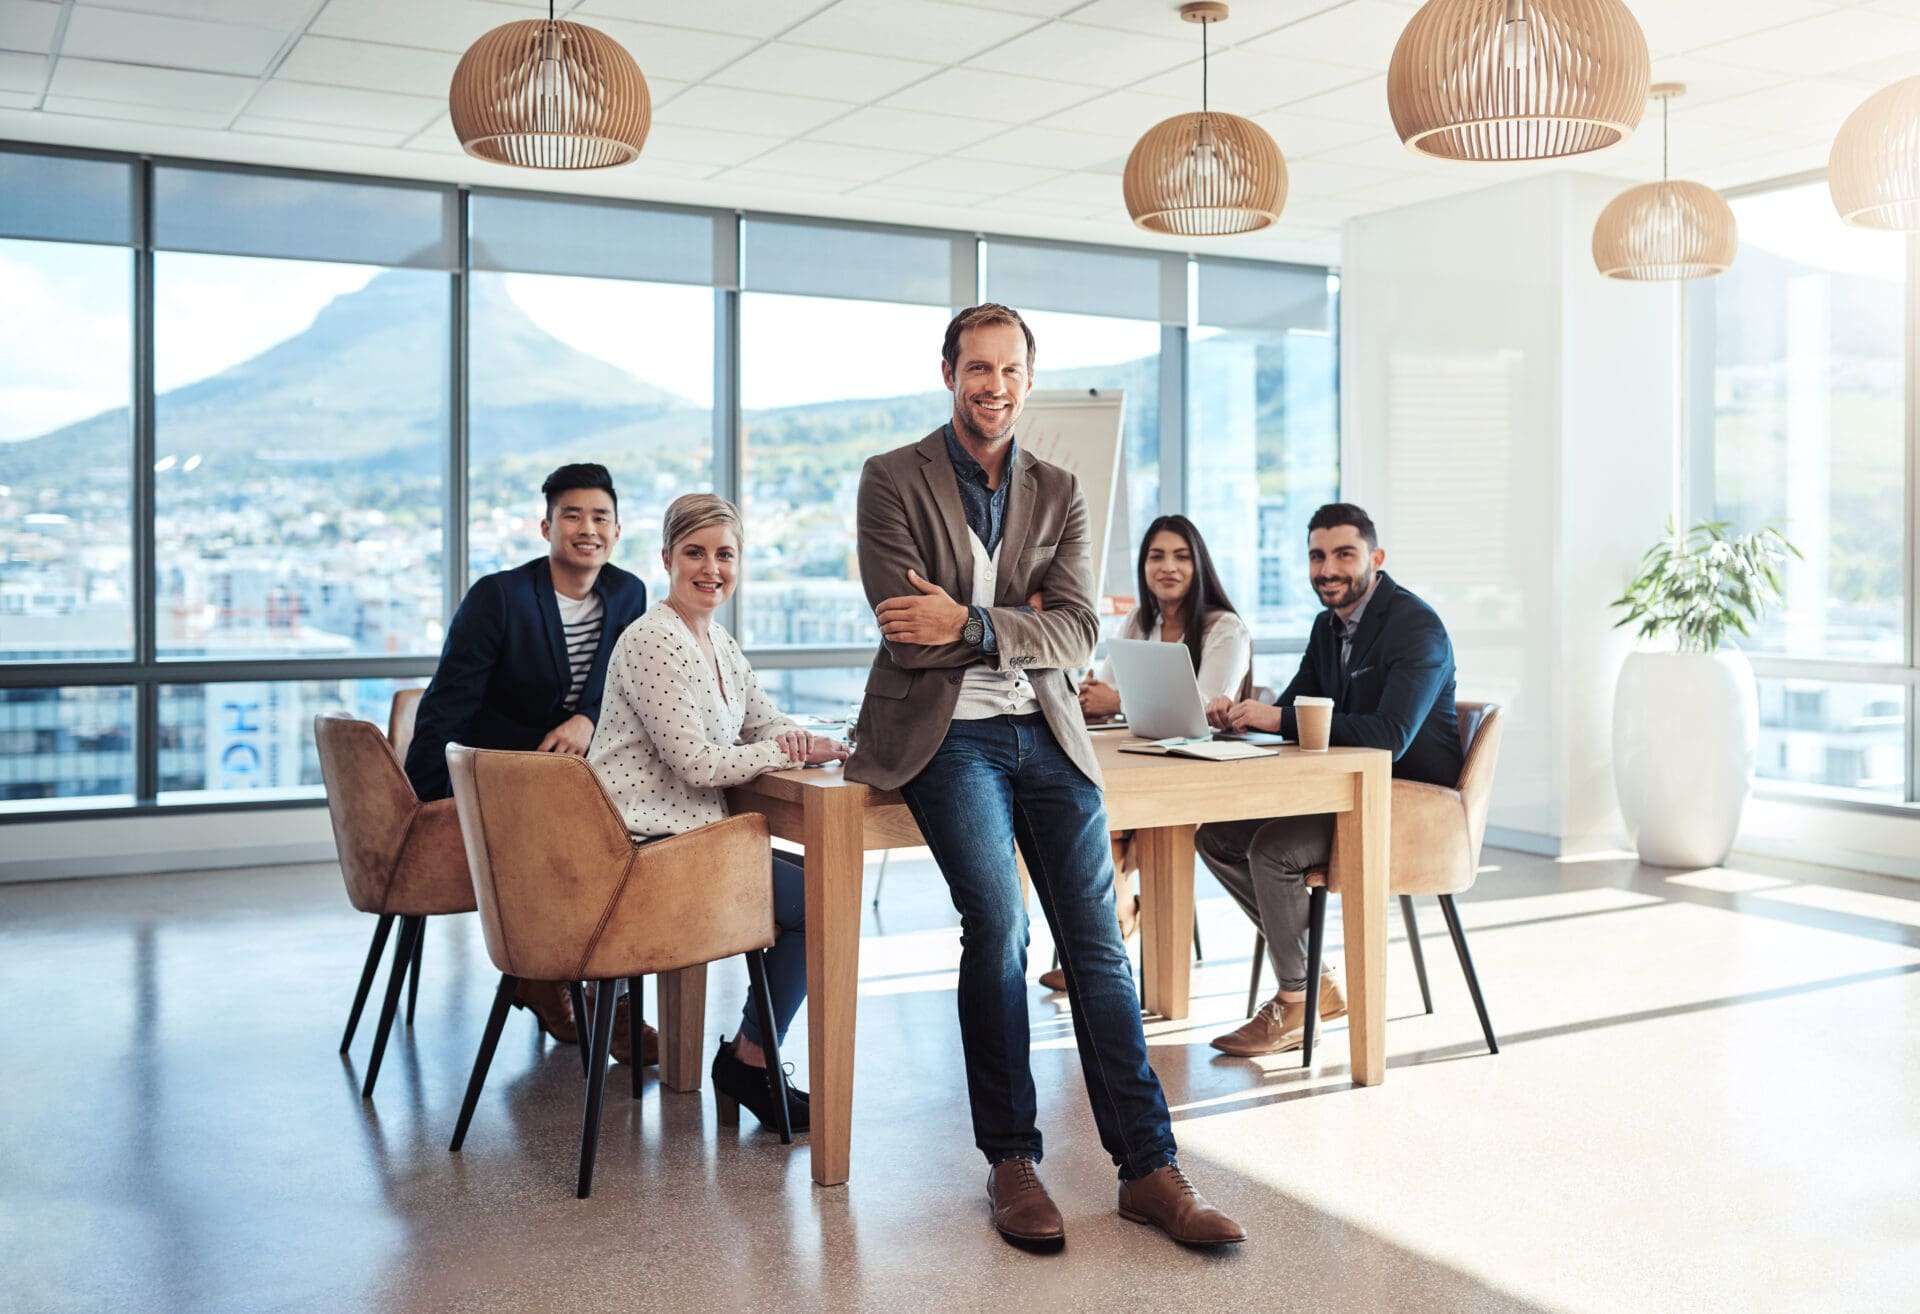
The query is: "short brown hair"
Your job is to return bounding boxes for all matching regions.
[942,303,1036,376]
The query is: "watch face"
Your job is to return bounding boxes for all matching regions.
[964,616,984,645]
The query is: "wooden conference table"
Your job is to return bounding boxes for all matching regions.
[649,734,1391,1188]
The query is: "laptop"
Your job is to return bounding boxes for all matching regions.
[1106,638,1222,740]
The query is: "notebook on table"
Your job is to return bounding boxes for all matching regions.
[1118,737,1277,762]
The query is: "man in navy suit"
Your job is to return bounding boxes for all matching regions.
[1198,502,1463,1057]
[405,462,650,1053]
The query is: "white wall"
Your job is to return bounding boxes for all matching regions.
[1343,172,1677,854]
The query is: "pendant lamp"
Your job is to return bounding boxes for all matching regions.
[1830,75,1920,230]
[1123,2,1285,237]
[450,0,650,170]
[1592,84,1736,281]
[1388,0,1650,162]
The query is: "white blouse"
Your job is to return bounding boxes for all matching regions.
[1098,609,1253,702]
[588,604,800,837]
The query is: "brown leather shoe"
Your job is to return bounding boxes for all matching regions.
[1212,974,1346,1057]
[1037,966,1068,992]
[1118,1164,1246,1247]
[514,979,578,1046]
[1318,971,1348,1020]
[608,993,659,1067]
[987,1158,1065,1249]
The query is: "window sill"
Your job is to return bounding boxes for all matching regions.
[0,794,330,826]
[1751,785,1920,821]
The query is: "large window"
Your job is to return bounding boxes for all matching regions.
[0,239,134,664]
[0,145,1336,821]
[1188,259,1341,640]
[153,255,448,661]
[1702,179,1917,805]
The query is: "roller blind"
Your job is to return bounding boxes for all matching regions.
[0,149,136,246]
[1195,258,1332,333]
[152,165,457,269]
[470,191,729,287]
[743,216,956,306]
[985,239,1171,323]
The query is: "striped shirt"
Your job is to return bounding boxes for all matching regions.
[555,589,605,712]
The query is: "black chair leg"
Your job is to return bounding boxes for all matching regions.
[341,913,394,1053]
[362,915,421,1099]
[1192,919,1203,963]
[627,976,644,1100]
[450,973,517,1152]
[576,977,618,1198]
[1301,888,1328,1068]
[1401,896,1434,1015]
[1247,933,1265,1017]
[405,917,425,1027]
[568,981,592,1078]
[1439,895,1498,1055]
[745,950,793,1145]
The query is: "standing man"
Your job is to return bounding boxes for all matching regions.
[847,304,1245,1251]
[405,462,651,1057]
[1198,502,1463,1057]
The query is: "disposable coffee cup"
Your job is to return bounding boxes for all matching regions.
[1294,696,1333,752]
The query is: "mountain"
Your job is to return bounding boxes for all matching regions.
[0,271,696,485]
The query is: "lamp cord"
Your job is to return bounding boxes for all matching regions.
[1662,94,1670,182]
[1202,19,1209,116]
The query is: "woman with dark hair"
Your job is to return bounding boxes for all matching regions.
[1038,516,1251,990]
[1079,514,1252,720]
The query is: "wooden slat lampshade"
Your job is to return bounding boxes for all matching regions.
[1830,76,1920,231]
[1125,111,1287,237]
[1388,0,1650,162]
[1593,84,1735,282]
[1123,2,1285,237]
[450,15,650,170]
[1593,181,1737,281]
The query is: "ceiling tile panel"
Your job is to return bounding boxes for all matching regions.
[570,18,758,82]
[0,47,44,91]
[878,154,1062,194]
[232,114,411,147]
[1277,74,1394,129]
[43,92,231,128]
[783,0,1040,63]
[966,21,1194,87]
[956,124,1132,169]
[311,0,534,54]
[574,0,829,39]
[1240,1,1417,71]
[1038,87,1188,136]
[276,36,461,96]
[639,122,788,166]
[1698,8,1920,76]
[743,138,930,181]
[706,43,941,102]
[0,0,60,55]
[653,84,849,135]
[1633,0,1838,57]
[62,6,289,76]
[1131,48,1365,113]
[882,67,1096,121]
[808,105,1003,153]
[48,57,254,111]
[76,0,317,27]
[247,80,446,133]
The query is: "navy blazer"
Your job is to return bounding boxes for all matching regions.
[404,557,647,801]
[1272,572,1463,787]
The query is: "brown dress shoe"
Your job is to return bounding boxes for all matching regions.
[514,979,578,1046]
[987,1158,1065,1249]
[1211,974,1346,1057]
[1118,1164,1246,1247]
[608,993,660,1067]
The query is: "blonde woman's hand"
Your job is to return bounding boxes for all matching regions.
[774,730,810,765]
[803,735,851,765]
[1204,696,1234,730]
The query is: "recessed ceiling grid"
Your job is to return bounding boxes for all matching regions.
[2,0,1917,263]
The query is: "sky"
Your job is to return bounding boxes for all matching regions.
[3,181,1897,444]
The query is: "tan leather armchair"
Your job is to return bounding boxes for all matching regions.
[315,709,477,1099]
[1248,702,1506,1065]
[387,686,423,764]
[443,744,793,1199]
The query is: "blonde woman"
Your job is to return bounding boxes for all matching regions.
[589,493,846,1132]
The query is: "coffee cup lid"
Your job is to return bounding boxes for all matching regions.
[1295,696,1334,707]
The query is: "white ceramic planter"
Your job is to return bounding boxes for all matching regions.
[1612,650,1758,868]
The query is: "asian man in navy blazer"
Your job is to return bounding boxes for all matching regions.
[404,462,649,1052]
[1198,502,1463,1058]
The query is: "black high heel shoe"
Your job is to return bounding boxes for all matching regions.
[711,1035,808,1134]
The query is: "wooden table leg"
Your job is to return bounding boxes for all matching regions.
[1135,824,1196,1020]
[1335,756,1391,1085]
[803,785,867,1186]
[656,964,707,1093]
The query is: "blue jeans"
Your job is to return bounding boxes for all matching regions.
[900,713,1177,1181]
[736,852,806,1050]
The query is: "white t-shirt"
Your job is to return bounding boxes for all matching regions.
[554,588,605,712]
[1097,609,1252,702]
[953,527,1041,720]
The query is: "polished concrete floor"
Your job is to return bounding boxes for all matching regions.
[3,843,1918,1314]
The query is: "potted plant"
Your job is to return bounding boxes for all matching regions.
[1609,521,1798,868]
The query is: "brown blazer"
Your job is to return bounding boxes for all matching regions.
[845,427,1103,792]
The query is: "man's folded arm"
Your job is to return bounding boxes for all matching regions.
[976,479,1098,672]
[854,457,980,671]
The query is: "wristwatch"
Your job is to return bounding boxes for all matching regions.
[962,608,986,648]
